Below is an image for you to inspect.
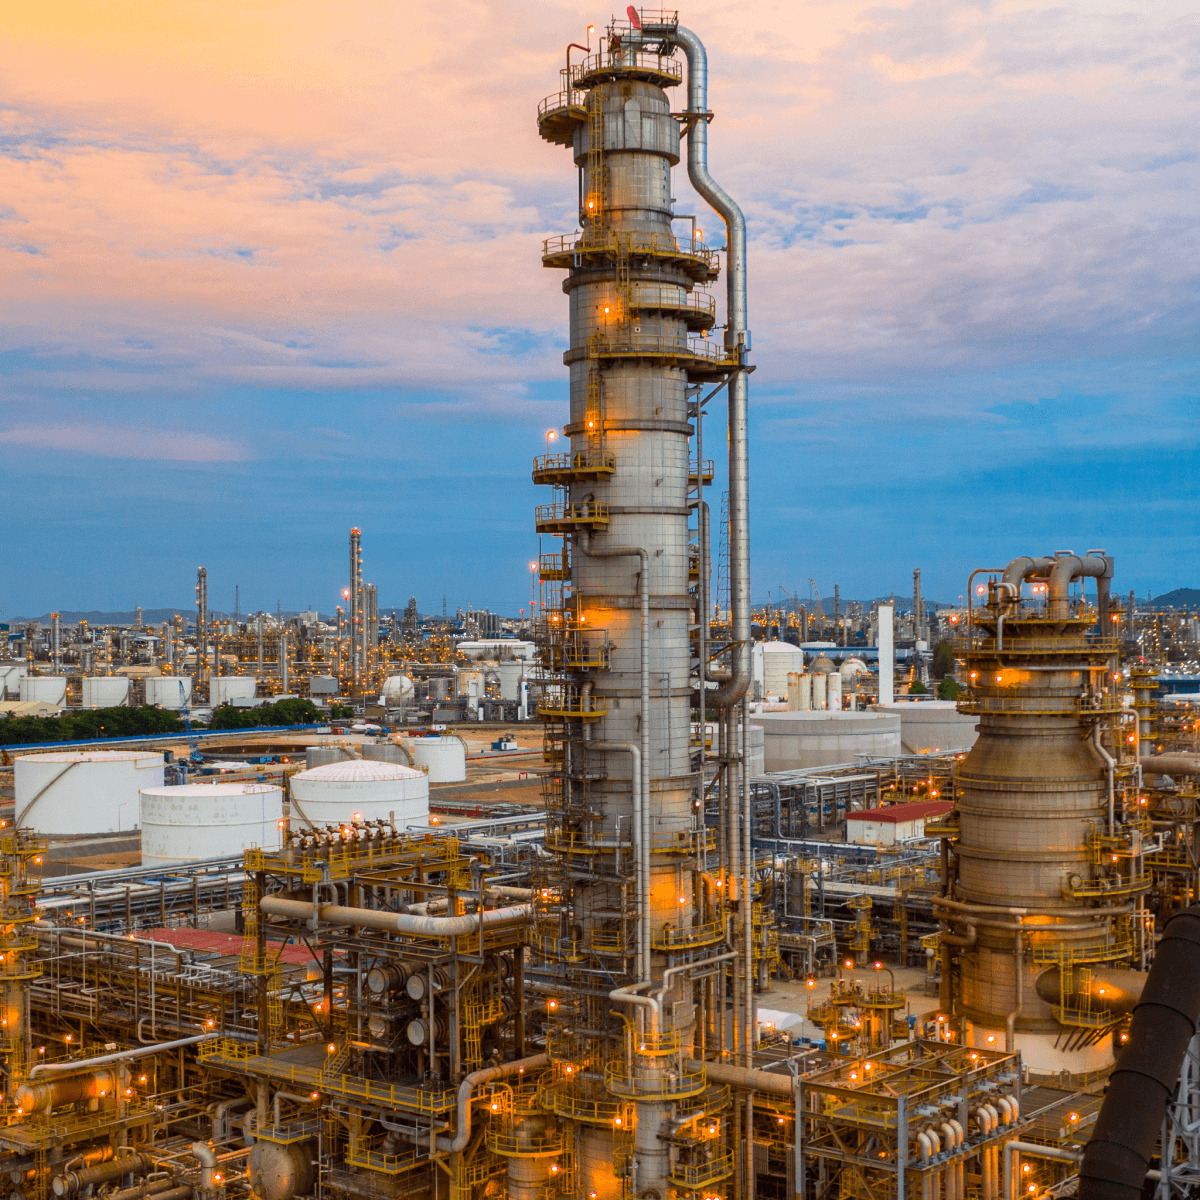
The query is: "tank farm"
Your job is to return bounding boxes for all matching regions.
[4,13,1200,1200]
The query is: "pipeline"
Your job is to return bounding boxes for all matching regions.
[1140,754,1200,778]
[1078,904,1200,1199]
[259,895,531,937]
[28,1033,210,1079]
[687,1059,793,1097]
[435,1053,548,1153]
[641,19,750,711]
[105,1182,186,1200]
[53,1155,148,1196]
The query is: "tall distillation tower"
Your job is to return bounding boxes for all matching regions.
[533,12,753,1200]
[942,552,1145,1075]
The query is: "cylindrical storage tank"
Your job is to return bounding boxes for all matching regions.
[456,669,484,698]
[305,746,356,770]
[362,744,412,766]
[897,700,979,754]
[787,673,812,712]
[80,677,131,708]
[18,677,67,706]
[15,751,164,834]
[739,723,765,778]
[145,676,192,709]
[756,711,903,771]
[811,672,827,711]
[289,760,429,826]
[827,672,843,712]
[412,736,466,783]
[759,640,806,700]
[139,783,283,866]
[210,676,258,706]
[497,661,524,701]
[0,664,24,699]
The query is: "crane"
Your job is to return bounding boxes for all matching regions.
[809,578,828,636]
[779,584,807,636]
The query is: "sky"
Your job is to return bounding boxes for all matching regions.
[1,0,1197,619]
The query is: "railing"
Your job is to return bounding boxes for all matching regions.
[569,50,683,88]
[689,459,716,480]
[538,89,586,119]
[578,332,735,366]
[543,231,716,273]
[534,501,610,529]
[632,1030,681,1057]
[532,451,616,479]
[958,692,1124,716]
[670,1151,735,1188]
[651,920,724,950]
[486,1123,564,1158]
[604,1060,706,1100]
[537,695,607,720]
[630,285,717,321]
[1064,873,1150,900]
[952,635,1121,656]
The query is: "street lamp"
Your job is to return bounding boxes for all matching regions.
[546,429,557,455]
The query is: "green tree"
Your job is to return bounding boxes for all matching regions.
[932,640,954,679]
[938,677,961,700]
[908,680,928,695]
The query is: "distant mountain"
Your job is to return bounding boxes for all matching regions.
[1152,589,1200,609]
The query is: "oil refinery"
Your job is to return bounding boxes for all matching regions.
[1,12,1199,1200]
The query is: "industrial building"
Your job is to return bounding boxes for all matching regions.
[0,13,1197,1200]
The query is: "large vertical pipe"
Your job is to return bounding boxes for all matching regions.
[644,21,750,711]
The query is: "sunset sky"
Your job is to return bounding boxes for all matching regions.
[2,0,1197,617]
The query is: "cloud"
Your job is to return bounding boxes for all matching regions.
[0,423,249,462]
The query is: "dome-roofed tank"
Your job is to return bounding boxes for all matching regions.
[810,654,836,674]
[290,759,429,826]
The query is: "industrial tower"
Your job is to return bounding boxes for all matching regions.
[533,12,754,1200]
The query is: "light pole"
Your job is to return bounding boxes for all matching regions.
[545,429,557,456]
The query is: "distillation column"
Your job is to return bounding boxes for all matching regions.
[349,528,363,691]
[195,567,208,680]
[534,14,749,1199]
[944,552,1139,1075]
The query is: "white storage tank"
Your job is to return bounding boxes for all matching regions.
[497,662,525,701]
[897,700,979,754]
[81,676,131,708]
[0,664,24,699]
[211,676,258,706]
[827,672,843,712]
[145,676,193,709]
[140,783,284,866]
[19,677,67,707]
[290,759,429,826]
[362,744,413,766]
[15,750,165,834]
[412,735,467,783]
[305,745,357,769]
[756,710,902,772]
[378,675,415,706]
[754,641,806,700]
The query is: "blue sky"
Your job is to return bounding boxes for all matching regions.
[1,0,1198,618]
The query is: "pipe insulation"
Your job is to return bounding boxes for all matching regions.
[1078,904,1200,1199]
[259,895,531,936]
